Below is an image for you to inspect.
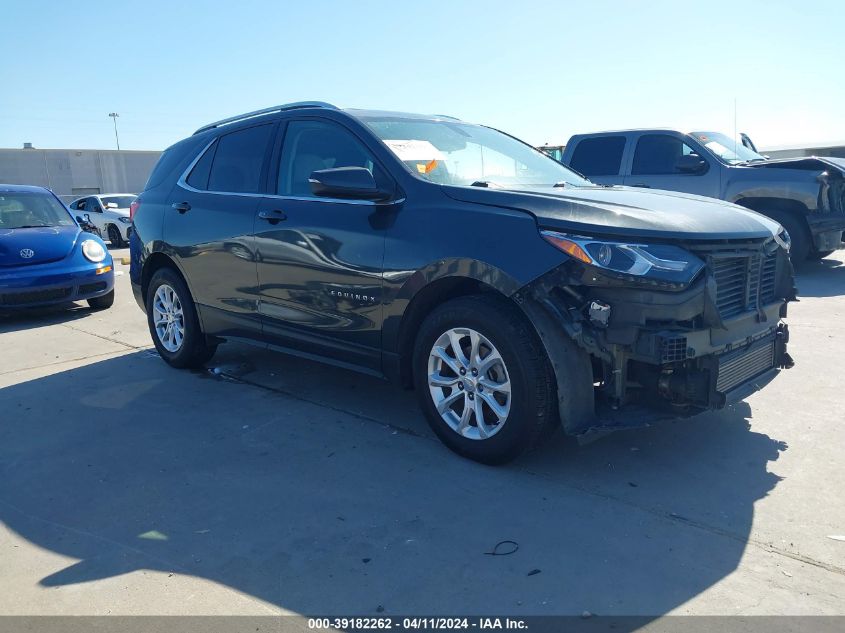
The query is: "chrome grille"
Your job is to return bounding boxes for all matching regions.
[716,340,776,393]
[712,252,778,320]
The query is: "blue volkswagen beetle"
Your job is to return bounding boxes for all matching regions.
[0,184,115,310]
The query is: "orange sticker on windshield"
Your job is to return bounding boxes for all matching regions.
[424,159,438,173]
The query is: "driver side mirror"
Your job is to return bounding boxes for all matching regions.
[675,154,708,174]
[76,213,92,225]
[309,167,391,201]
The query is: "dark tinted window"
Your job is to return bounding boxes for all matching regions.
[88,197,103,212]
[186,140,217,190]
[569,136,625,176]
[208,124,273,194]
[278,120,378,197]
[632,134,695,175]
[145,145,186,190]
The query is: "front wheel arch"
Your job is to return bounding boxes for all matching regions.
[395,277,509,388]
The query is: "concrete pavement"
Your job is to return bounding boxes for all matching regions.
[1,248,844,616]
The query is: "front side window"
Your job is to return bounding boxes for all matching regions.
[277,120,378,197]
[360,116,590,188]
[0,192,75,229]
[569,136,626,177]
[632,135,697,175]
[207,124,273,194]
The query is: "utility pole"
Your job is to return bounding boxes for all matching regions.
[108,112,120,150]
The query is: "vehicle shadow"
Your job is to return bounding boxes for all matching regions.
[0,303,99,334]
[0,351,784,616]
[794,253,845,298]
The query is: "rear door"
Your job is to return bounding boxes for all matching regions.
[165,122,275,338]
[565,135,627,185]
[253,117,390,372]
[623,132,720,197]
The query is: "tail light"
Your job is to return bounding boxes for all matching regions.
[129,199,141,221]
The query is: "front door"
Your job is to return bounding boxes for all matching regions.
[255,118,390,372]
[623,133,721,197]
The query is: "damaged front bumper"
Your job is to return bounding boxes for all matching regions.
[517,239,796,438]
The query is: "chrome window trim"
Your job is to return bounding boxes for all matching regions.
[176,138,386,207]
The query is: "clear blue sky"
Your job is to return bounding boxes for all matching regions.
[1,0,841,151]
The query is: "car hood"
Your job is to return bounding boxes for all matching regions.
[747,155,845,175]
[0,225,81,267]
[441,184,781,240]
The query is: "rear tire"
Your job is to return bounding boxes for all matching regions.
[87,289,114,310]
[413,295,556,465]
[146,268,217,368]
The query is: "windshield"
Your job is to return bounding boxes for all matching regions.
[100,195,136,208]
[691,131,767,164]
[0,192,75,229]
[361,117,591,188]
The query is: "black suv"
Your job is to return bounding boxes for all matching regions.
[130,102,795,464]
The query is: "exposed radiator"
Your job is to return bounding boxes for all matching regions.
[716,339,776,393]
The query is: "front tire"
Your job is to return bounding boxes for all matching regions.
[413,295,556,465]
[87,289,114,310]
[107,224,126,248]
[146,268,217,368]
[768,212,810,265]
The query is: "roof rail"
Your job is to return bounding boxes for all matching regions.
[193,101,338,135]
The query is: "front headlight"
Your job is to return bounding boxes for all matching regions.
[81,239,107,263]
[540,230,705,287]
[118,216,132,225]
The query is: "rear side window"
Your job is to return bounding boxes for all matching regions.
[632,134,695,175]
[207,124,274,194]
[186,140,217,190]
[569,136,626,176]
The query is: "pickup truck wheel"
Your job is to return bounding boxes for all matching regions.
[767,212,810,265]
[146,268,217,368]
[413,295,556,465]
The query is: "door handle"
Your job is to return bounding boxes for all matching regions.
[630,183,651,188]
[258,209,287,224]
[172,201,191,213]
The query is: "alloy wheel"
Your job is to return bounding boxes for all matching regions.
[427,327,512,440]
[153,284,185,352]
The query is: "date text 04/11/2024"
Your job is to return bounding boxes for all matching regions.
[307,617,528,630]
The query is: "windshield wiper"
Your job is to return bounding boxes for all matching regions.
[15,224,53,228]
[470,180,499,188]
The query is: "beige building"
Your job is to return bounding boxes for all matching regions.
[0,145,161,203]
